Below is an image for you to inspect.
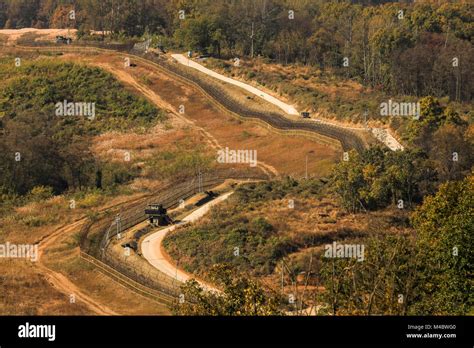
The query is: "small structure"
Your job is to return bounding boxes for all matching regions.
[55,36,72,45]
[301,112,310,119]
[133,38,151,52]
[145,204,172,226]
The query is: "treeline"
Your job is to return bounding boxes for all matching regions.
[333,96,473,213]
[319,173,473,315]
[0,1,472,101]
[167,172,473,315]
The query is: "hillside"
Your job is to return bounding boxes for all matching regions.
[0,0,472,322]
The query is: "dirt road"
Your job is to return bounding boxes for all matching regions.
[172,54,299,116]
[37,219,118,315]
[92,62,279,178]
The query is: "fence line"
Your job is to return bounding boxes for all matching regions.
[79,171,269,300]
[8,40,367,153]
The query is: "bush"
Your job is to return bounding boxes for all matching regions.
[28,186,54,202]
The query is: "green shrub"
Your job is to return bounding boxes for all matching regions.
[28,186,54,202]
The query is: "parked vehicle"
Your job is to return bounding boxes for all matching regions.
[301,112,310,118]
[55,36,72,45]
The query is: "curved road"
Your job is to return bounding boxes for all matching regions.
[141,192,234,292]
[0,33,401,314]
[171,53,403,152]
[172,54,299,115]
[7,43,369,152]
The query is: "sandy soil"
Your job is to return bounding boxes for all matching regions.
[0,28,77,45]
[36,219,118,315]
[48,49,338,177]
[0,36,344,314]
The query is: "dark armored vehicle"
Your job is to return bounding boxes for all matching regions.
[121,241,138,251]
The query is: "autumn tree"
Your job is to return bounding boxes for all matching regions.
[410,174,474,314]
[172,264,283,315]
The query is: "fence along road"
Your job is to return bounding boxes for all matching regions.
[141,191,234,293]
[171,53,404,152]
[138,50,367,153]
[79,171,268,301]
[172,54,299,115]
[8,41,368,153]
[6,40,374,302]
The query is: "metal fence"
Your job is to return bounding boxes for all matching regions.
[129,49,367,153]
[9,38,367,152]
[6,38,355,304]
[98,170,268,251]
[79,170,269,298]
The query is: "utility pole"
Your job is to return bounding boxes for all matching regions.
[197,170,203,193]
[115,214,121,239]
[281,263,284,296]
[456,60,461,102]
[305,150,314,179]
[173,258,180,288]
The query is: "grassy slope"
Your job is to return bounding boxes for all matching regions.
[202,57,473,140]
[0,57,165,133]
[163,179,411,286]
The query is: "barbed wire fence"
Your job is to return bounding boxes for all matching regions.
[8,37,367,153]
[79,170,270,300]
[8,38,360,307]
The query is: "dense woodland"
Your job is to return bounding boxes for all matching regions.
[0,0,473,101]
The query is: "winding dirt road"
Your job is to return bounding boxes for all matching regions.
[0,33,398,314]
[36,219,118,315]
[92,62,279,177]
[172,54,299,115]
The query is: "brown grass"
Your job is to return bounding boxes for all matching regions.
[66,51,341,177]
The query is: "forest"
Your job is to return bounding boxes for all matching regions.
[0,0,472,101]
[0,59,164,207]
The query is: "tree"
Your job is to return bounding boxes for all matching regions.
[172,264,283,315]
[429,124,473,183]
[319,234,417,315]
[332,147,434,212]
[332,149,366,212]
[174,16,214,53]
[410,175,473,314]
